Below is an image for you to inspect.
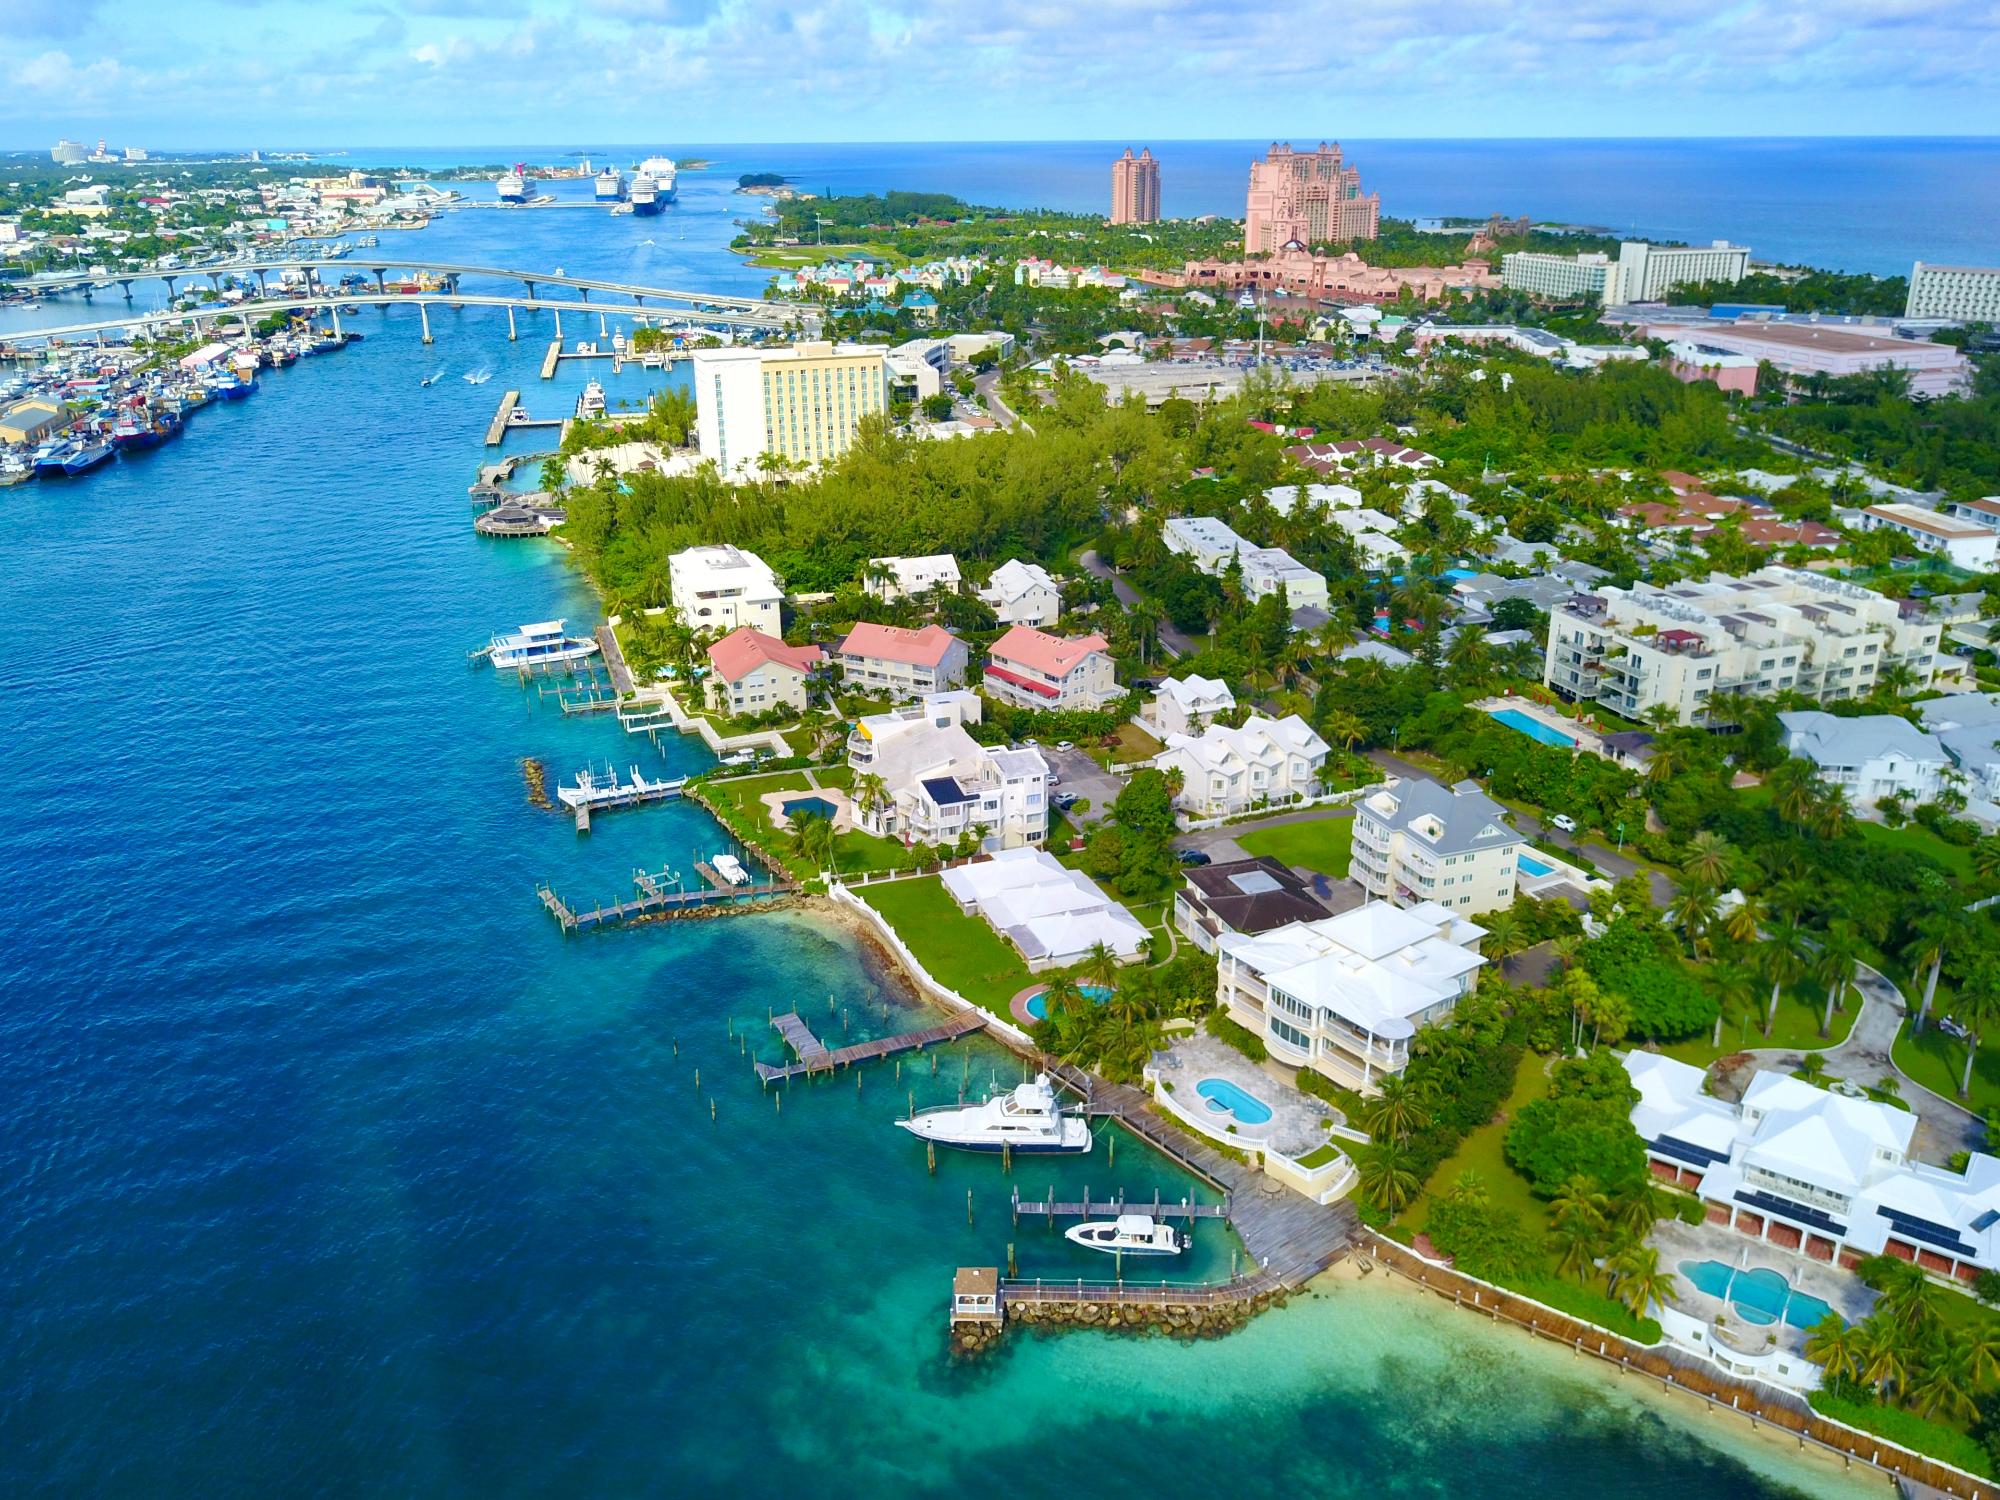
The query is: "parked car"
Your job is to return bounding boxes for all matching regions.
[1549,814,1577,834]
[1177,849,1213,866]
[1055,740,1075,752]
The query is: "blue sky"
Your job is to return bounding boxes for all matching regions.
[6,0,1999,147]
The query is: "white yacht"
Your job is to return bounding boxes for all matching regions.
[487,619,599,669]
[1065,1214,1186,1257]
[637,156,678,203]
[575,380,606,419]
[897,1074,1092,1155]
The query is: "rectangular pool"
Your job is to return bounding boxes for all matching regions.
[1489,707,1577,749]
[1518,854,1556,878]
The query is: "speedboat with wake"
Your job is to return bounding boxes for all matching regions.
[896,1073,1092,1155]
[1065,1214,1186,1257]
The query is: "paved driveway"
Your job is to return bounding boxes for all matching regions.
[1040,743,1124,824]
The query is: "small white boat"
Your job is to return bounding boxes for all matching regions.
[1065,1214,1186,1257]
[710,853,750,886]
[896,1074,1092,1155]
[487,619,600,669]
[463,371,492,385]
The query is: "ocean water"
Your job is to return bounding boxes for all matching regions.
[0,166,1902,1498]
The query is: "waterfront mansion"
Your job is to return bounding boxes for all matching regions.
[846,692,1047,851]
[704,627,822,716]
[669,544,785,635]
[1216,900,1488,1094]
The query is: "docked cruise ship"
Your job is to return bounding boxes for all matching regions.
[496,165,528,203]
[628,171,660,216]
[593,166,626,202]
[637,156,678,202]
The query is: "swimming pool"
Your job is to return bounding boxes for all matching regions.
[784,796,840,823]
[1488,707,1578,749]
[1196,1077,1274,1126]
[1518,854,1556,878]
[1024,983,1113,1022]
[1678,1259,1839,1329]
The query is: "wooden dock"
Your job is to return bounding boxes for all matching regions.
[753,1009,986,1083]
[484,389,520,444]
[1009,1187,1228,1223]
[539,339,562,379]
[536,866,795,932]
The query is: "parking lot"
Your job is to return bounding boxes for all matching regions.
[1033,742,1127,826]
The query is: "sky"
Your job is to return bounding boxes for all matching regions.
[5,0,2000,148]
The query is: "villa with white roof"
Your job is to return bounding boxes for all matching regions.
[1350,777,1525,915]
[983,625,1120,711]
[864,553,962,602]
[1154,714,1330,819]
[977,559,1062,628]
[846,692,1047,851]
[1778,709,1951,807]
[1148,675,1236,737]
[942,846,1148,969]
[1920,692,2000,802]
[669,544,785,635]
[1626,1052,2000,1283]
[1162,515,1248,573]
[1240,548,1331,613]
[1217,901,1488,1092]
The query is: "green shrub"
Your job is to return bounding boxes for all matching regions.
[1207,1010,1267,1063]
[1811,1390,1993,1478]
[1674,1193,1707,1227]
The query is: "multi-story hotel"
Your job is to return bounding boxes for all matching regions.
[1544,567,1943,725]
[690,341,889,477]
[668,544,785,635]
[1500,250,1613,302]
[1110,147,1160,225]
[1243,142,1379,255]
[1503,240,1750,305]
[1350,777,1524,916]
[1906,262,2000,322]
[1216,901,1488,1093]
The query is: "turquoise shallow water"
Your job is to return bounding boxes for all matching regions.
[0,175,1881,1499]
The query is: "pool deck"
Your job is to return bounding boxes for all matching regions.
[760,785,855,834]
[1476,695,1607,756]
[1147,1034,1335,1158]
[1648,1218,1877,1348]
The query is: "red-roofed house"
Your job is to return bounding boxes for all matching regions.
[835,621,968,700]
[705,627,823,715]
[984,626,1119,711]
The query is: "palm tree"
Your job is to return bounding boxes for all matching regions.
[1549,1175,1611,1280]
[787,810,836,871]
[1859,1319,1913,1403]
[1363,1074,1431,1145]
[1321,709,1368,754]
[1814,922,1862,1038]
[1908,1336,1980,1424]
[1804,1312,1866,1384]
[1669,877,1720,959]
[1757,918,1810,1036]
[1358,1140,1420,1216]
[1607,1243,1676,1318]
[1683,831,1733,891]
[1903,910,1961,1032]
[1722,891,1765,948]
[1972,836,2000,884]
[1954,975,1999,1101]
[1767,759,1822,826]
[1482,908,1523,971]
[1080,941,1121,996]
[852,771,889,828]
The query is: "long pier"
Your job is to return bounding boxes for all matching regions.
[485,389,520,444]
[1009,1187,1228,1224]
[537,866,795,932]
[540,340,562,379]
[753,1009,987,1083]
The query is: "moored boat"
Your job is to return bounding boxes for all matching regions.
[576,380,606,419]
[61,440,116,475]
[896,1074,1093,1155]
[1064,1214,1187,1257]
[485,619,600,669]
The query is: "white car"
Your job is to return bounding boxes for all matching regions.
[1549,814,1577,834]
[1055,740,1075,752]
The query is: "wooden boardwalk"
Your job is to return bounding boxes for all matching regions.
[595,624,635,695]
[537,868,795,932]
[484,389,520,444]
[753,1009,986,1084]
[1010,1187,1228,1223]
[539,339,562,379]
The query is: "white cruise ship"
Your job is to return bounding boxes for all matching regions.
[593,166,626,202]
[896,1074,1092,1155]
[487,620,599,669]
[636,156,678,203]
[628,171,660,216]
[496,165,528,203]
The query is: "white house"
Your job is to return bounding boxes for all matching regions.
[865,553,962,601]
[1263,482,1362,516]
[1777,710,1950,807]
[1627,1052,2000,1283]
[984,626,1120,711]
[1919,693,2000,802]
[978,559,1062,628]
[1153,714,1329,819]
[1350,777,1524,915]
[1148,675,1236,737]
[835,621,969,700]
[704,627,823,716]
[1856,505,2000,572]
[1161,515,1248,574]
[941,846,1148,969]
[847,695,1047,851]
[1217,900,1488,1093]
[1240,547,1331,613]
[669,544,785,635]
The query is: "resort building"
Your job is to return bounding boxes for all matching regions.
[703,628,822,716]
[1243,142,1380,254]
[1148,675,1236,738]
[1544,568,1944,725]
[834,621,969,700]
[942,846,1148,969]
[863,553,962,602]
[1626,1053,2000,1282]
[1110,147,1161,225]
[1154,714,1330,820]
[1777,710,1950,807]
[983,626,1120,711]
[690,340,890,476]
[1665,340,1760,397]
[1504,241,1750,306]
[1350,777,1524,915]
[977,559,1062,628]
[1855,504,2000,571]
[1950,498,2000,535]
[1906,263,2000,323]
[1501,250,1612,302]
[669,544,785,635]
[1919,693,2000,803]
[847,694,1048,851]
[1216,901,1488,1093]
[1173,856,1330,953]
[1635,320,1971,398]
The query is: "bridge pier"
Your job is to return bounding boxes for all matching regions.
[239,314,252,340]
[599,313,608,340]
[255,269,268,297]
[373,269,386,293]
[507,305,517,341]
[554,308,563,341]
[331,305,343,340]
[163,276,178,301]
[524,279,536,301]
[420,303,433,344]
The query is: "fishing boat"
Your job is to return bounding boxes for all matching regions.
[485,619,600,669]
[61,440,116,475]
[508,405,533,424]
[710,853,750,886]
[896,1074,1093,1155]
[0,455,33,487]
[1064,1214,1187,1257]
[111,411,170,450]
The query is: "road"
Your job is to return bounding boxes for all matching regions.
[1078,549,1193,659]
[973,370,1028,431]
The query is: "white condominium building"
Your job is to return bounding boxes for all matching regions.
[668,543,785,634]
[1160,514,1326,611]
[1350,777,1524,916]
[1545,567,1944,725]
[1148,674,1235,737]
[1501,250,1613,302]
[1503,240,1750,306]
[1856,504,2000,571]
[1154,713,1329,819]
[847,695,1048,852]
[690,340,889,477]
[1906,263,2000,323]
[1161,514,1247,573]
[1217,901,1488,1093]
[863,553,961,601]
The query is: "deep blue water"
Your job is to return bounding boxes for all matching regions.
[0,166,1893,1498]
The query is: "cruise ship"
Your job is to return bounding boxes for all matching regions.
[628,170,660,216]
[593,166,627,202]
[496,165,528,203]
[636,156,678,203]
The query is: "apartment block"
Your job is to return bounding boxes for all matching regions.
[1906,263,2000,323]
[1350,777,1524,916]
[834,621,969,700]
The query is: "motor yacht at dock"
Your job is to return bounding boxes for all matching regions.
[484,619,600,669]
[1064,1214,1186,1256]
[896,1073,1092,1155]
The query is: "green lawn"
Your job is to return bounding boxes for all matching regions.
[1656,978,1860,1069]
[1855,819,1977,881]
[1235,816,1354,879]
[856,875,1034,1008]
[1108,722,1163,765]
[1409,1050,1553,1238]
[1893,1018,2000,1116]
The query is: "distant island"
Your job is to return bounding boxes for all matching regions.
[738,172,787,188]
